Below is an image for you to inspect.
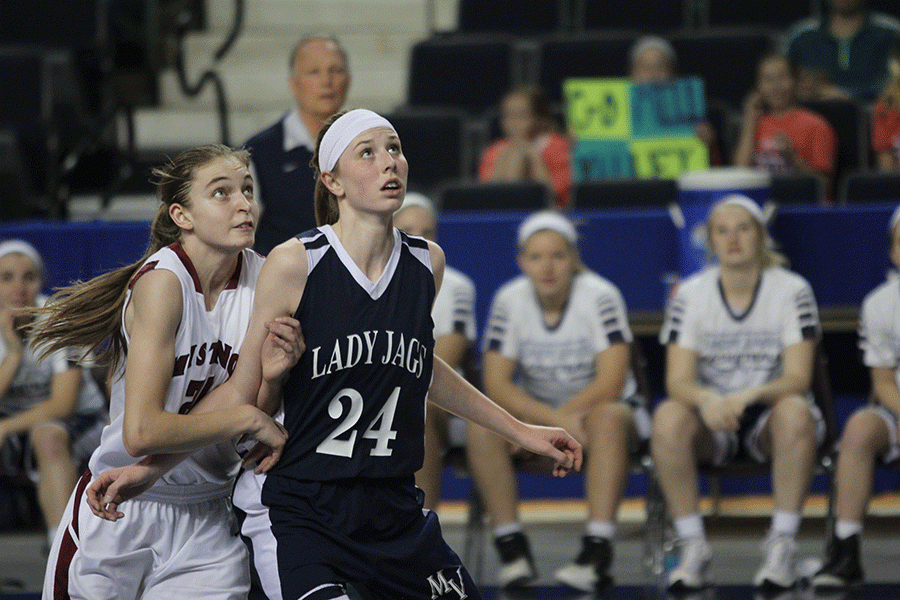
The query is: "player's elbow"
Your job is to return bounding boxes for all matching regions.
[122,424,156,457]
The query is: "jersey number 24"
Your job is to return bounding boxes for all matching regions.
[316,386,400,458]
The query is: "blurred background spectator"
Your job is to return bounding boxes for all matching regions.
[478,86,572,210]
[783,0,900,102]
[872,39,900,171]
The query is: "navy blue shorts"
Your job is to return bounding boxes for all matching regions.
[262,474,481,600]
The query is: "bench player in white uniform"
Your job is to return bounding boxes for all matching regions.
[225,109,581,600]
[653,194,825,590]
[812,204,900,589]
[394,192,477,512]
[34,145,297,600]
[0,240,107,548]
[467,210,648,591]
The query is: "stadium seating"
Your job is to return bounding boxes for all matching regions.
[406,36,522,117]
[841,171,900,204]
[385,108,473,196]
[457,0,568,35]
[439,180,551,212]
[669,28,776,110]
[572,178,678,209]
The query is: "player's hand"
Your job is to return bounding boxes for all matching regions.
[86,463,164,521]
[724,388,758,416]
[244,412,288,474]
[698,392,739,431]
[261,316,304,384]
[515,424,583,477]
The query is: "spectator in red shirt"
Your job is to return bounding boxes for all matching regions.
[872,40,900,172]
[478,86,572,210]
[735,54,838,202]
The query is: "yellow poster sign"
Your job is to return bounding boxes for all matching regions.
[565,77,710,180]
[565,79,631,140]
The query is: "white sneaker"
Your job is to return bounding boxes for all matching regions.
[753,533,797,589]
[554,536,613,591]
[497,556,537,588]
[667,537,712,590]
[494,532,538,588]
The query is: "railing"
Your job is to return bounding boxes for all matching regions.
[172,0,245,146]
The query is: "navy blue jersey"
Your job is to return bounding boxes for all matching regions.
[271,225,435,482]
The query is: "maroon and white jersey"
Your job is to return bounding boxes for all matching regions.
[89,243,264,502]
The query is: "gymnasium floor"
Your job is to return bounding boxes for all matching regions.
[3,495,899,600]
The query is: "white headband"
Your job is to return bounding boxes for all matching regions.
[318,109,397,172]
[0,239,44,273]
[395,191,435,216]
[517,210,578,248]
[890,204,900,236]
[709,193,765,224]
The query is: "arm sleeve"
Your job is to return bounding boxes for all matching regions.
[859,289,898,368]
[781,278,821,347]
[659,283,697,349]
[592,285,632,353]
[483,290,518,359]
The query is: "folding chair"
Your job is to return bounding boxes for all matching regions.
[800,99,869,199]
[704,0,816,28]
[578,0,687,33]
[536,33,639,105]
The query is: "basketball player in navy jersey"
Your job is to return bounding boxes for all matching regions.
[252,109,581,600]
[87,109,582,600]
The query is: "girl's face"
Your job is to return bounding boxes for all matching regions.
[758,57,795,112]
[327,126,408,217]
[177,156,258,252]
[518,230,578,301]
[501,93,541,141]
[708,204,763,269]
[0,253,42,312]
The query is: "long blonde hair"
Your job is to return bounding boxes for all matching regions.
[31,145,251,369]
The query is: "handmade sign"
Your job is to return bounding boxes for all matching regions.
[565,77,709,180]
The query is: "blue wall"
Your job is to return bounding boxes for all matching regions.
[3,203,897,500]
